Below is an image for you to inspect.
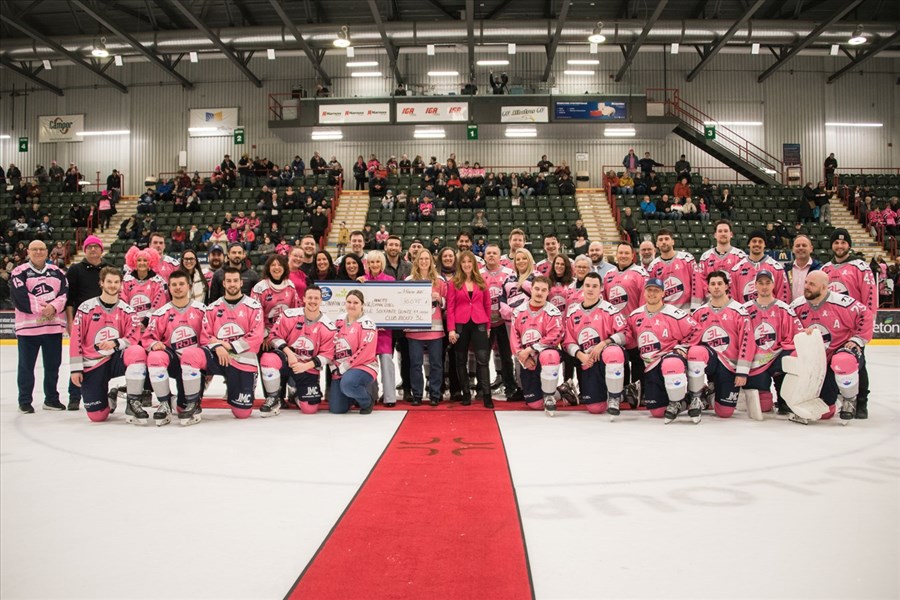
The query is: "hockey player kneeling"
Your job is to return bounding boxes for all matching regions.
[789,271,873,425]
[618,278,701,423]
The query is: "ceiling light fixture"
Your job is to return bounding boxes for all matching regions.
[507,43,516,55]
[563,70,594,76]
[113,55,123,66]
[311,129,343,140]
[189,51,198,63]
[350,71,383,77]
[346,61,378,68]
[670,43,679,54]
[848,26,866,46]
[590,43,598,54]
[414,128,446,139]
[751,43,760,55]
[267,48,276,60]
[75,130,130,136]
[825,122,883,127]
[567,59,600,65]
[42,59,52,70]
[427,44,436,56]
[0,134,11,139]
[91,36,109,58]
[477,60,510,66]
[333,25,351,49]
[588,22,606,44]
[427,71,459,77]
[830,44,840,56]
[346,46,355,57]
[505,127,537,138]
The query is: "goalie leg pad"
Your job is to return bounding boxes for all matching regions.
[661,355,688,404]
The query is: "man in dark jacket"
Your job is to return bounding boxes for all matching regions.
[824,153,837,188]
[638,152,663,177]
[674,155,691,178]
[207,243,260,302]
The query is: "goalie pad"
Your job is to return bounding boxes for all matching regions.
[780,330,828,420]
[740,389,764,421]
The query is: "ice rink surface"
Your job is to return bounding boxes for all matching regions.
[2,344,898,599]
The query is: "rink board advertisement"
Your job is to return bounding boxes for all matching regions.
[318,104,391,124]
[500,106,549,123]
[313,282,432,329]
[873,310,900,342]
[396,102,468,122]
[554,101,627,121]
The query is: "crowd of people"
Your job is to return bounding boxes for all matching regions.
[11,209,881,430]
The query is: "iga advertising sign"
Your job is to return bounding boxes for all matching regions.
[38,114,84,142]
[396,102,468,122]
[318,103,391,124]
[189,108,239,137]
[874,310,900,341]
[500,106,549,123]
[554,100,627,121]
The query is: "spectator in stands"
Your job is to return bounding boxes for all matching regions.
[116,216,136,242]
[622,149,640,176]
[238,153,252,187]
[569,218,588,242]
[538,155,553,173]
[291,155,305,176]
[555,161,571,178]
[361,224,376,250]
[279,165,293,187]
[49,161,64,183]
[638,152,663,177]
[824,153,837,188]
[715,187,735,219]
[799,182,817,223]
[353,156,367,190]
[814,181,831,224]
[309,206,329,248]
[241,224,256,252]
[859,196,872,227]
[33,164,49,186]
[680,195,698,220]
[619,208,639,247]
[7,163,22,188]
[188,224,203,249]
[396,154,411,174]
[209,225,228,246]
[186,191,201,212]
[97,192,113,233]
[257,234,275,255]
[640,195,658,220]
[675,154,691,178]
[337,253,364,281]
[375,225,390,249]
[34,215,53,240]
[170,225,187,253]
[369,173,387,198]
[471,210,489,236]
[64,164,80,192]
[309,151,326,175]
[200,225,215,249]
[275,237,290,255]
[660,194,683,220]
[382,189,396,210]
[336,222,350,256]
[618,172,634,195]
[673,177,692,201]
[419,195,434,222]
[883,201,898,237]
[558,173,575,196]
[106,169,122,204]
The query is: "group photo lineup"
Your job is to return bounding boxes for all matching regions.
[1,1,898,598]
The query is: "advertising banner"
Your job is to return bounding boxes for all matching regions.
[38,115,84,142]
[500,106,549,123]
[396,102,468,122]
[873,310,900,342]
[318,103,391,124]
[188,108,239,137]
[315,281,433,329]
[0,311,14,339]
[554,100,627,121]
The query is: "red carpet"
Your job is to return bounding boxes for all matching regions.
[284,412,534,600]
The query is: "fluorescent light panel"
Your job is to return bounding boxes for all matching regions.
[507,43,516,55]
[477,60,509,66]
[825,122,883,127]
[564,70,594,75]
[604,128,636,137]
[427,71,459,77]
[505,127,537,138]
[350,71,382,77]
[427,44,435,56]
[346,61,378,67]
[312,129,343,140]
[670,43,679,54]
[267,48,276,60]
[414,128,445,139]
[830,44,840,56]
[190,51,198,63]
[751,43,760,54]
[567,59,599,65]
[76,130,130,136]
[0,134,11,139]
[42,59,52,70]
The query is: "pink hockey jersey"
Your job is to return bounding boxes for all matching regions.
[199,295,264,372]
[482,265,516,326]
[500,274,534,322]
[729,256,789,303]
[269,308,337,376]
[821,258,878,315]
[250,279,301,335]
[120,272,168,322]
[742,299,803,375]
[70,298,141,372]
[566,280,585,308]
[693,247,747,306]
[9,261,68,336]
[332,314,378,379]
[791,292,873,358]
[692,300,755,375]
[510,302,564,354]
[548,281,573,313]
[619,305,701,370]
[647,251,696,311]
[564,299,627,358]
[143,301,206,355]
[500,253,516,271]
[602,264,649,315]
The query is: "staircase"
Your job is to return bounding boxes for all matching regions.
[325,190,369,257]
[575,189,622,248]
[672,124,781,186]
[71,197,137,262]
[830,198,883,262]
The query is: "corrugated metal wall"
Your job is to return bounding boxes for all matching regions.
[1,50,897,194]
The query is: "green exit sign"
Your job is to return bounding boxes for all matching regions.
[18,137,28,152]
[233,127,245,145]
[704,125,716,140]
[467,125,478,140]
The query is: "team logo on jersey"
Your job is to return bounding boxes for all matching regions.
[742,280,758,302]
[291,336,316,360]
[215,322,245,341]
[578,327,601,351]
[267,305,285,322]
[607,285,628,311]
[31,282,53,297]
[828,281,849,295]
[130,293,151,313]
[216,309,225,317]
[550,294,566,309]
[93,326,120,355]
[663,276,685,302]
[334,337,352,360]
[754,322,777,351]
[170,325,198,351]
[637,331,661,359]
[809,323,833,348]
[520,328,542,347]
[701,325,730,351]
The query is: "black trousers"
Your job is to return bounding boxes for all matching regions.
[489,323,517,394]
[454,320,490,401]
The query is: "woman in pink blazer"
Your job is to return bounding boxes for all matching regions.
[446,250,493,408]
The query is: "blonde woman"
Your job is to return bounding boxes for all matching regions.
[363,250,397,405]
[405,250,446,406]
[501,248,535,321]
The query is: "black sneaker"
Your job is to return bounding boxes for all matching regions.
[67,398,80,411]
[43,400,66,411]
[359,404,373,415]
[18,404,35,414]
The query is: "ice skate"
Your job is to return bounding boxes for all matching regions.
[179,401,201,426]
[260,395,281,417]
[491,376,503,391]
[153,399,173,426]
[107,388,119,414]
[625,381,641,408]
[140,389,153,408]
[839,398,856,424]
[125,396,149,425]
[607,394,621,421]
[664,400,686,424]
[543,394,557,417]
[557,382,579,406]
[688,395,703,424]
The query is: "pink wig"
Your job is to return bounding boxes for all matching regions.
[125,246,161,272]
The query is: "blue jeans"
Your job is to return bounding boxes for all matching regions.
[329,369,375,414]
[408,337,444,401]
[17,334,62,406]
